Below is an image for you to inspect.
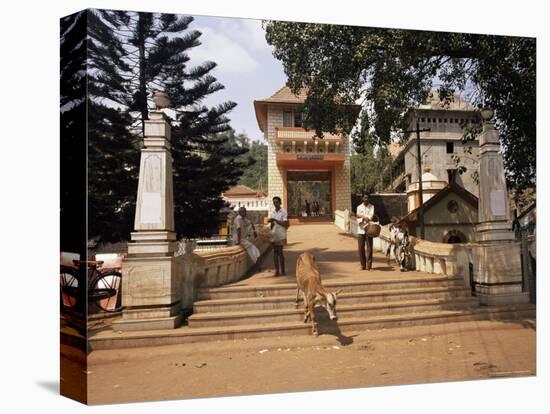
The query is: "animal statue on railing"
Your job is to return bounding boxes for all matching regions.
[386,220,411,272]
[295,251,341,336]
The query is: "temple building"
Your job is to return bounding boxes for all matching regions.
[387,92,480,212]
[253,85,358,219]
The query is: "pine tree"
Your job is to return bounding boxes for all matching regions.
[88,10,248,239]
[85,10,139,245]
[60,11,88,255]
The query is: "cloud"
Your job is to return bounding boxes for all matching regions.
[189,26,259,74]
[236,18,269,50]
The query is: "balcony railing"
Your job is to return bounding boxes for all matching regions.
[275,127,342,141]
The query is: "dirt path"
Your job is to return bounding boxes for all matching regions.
[85,319,536,405]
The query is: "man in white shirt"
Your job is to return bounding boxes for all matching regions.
[356,194,375,270]
[268,196,289,276]
[232,207,260,264]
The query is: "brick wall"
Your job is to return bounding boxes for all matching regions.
[335,136,352,211]
[267,106,285,204]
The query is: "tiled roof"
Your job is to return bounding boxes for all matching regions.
[256,85,309,104]
[223,185,264,197]
[254,84,361,132]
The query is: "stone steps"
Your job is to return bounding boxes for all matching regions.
[193,286,472,313]
[88,304,536,349]
[86,268,536,350]
[196,275,465,300]
[187,297,481,328]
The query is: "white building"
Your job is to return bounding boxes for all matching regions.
[388,92,480,212]
[222,185,269,211]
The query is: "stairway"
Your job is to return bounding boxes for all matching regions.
[88,272,535,349]
[185,274,535,341]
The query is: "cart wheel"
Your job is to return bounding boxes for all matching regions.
[60,267,79,309]
[92,271,122,312]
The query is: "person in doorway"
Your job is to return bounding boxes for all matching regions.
[232,207,261,266]
[312,200,319,216]
[356,194,375,270]
[305,200,311,217]
[268,196,289,276]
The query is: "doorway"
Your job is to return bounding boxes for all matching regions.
[287,171,332,218]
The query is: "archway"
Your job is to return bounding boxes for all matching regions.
[443,230,467,244]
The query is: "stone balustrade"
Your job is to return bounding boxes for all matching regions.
[334,209,350,232]
[334,209,472,286]
[179,226,272,311]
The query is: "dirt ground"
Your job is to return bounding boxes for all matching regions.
[81,319,536,405]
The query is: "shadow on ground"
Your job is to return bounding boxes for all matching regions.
[36,381,59,395]
[315,308,356,346]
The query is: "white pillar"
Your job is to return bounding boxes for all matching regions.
[473,109,528,304]
[116,99,184,331]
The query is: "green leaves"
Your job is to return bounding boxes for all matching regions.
[67,10,248,243]
[264,21,536,192]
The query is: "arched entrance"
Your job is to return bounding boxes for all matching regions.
[443,230,467,244]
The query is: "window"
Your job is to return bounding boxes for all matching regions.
[283,110,303,127]
[446,142,454,154]
[294,112,302,127]
[283,111,293,127]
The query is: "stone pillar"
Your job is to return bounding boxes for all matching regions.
[115,95,184,330]
[473,109,528,305]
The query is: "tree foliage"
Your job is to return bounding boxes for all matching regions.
[239,140,267,191]
[61,10,248,244]
[350,138,392,196]
[264,22,536,191]
[60,11,88,255]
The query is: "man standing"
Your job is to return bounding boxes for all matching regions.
[232,207,260,264]
[268,196,289,276]
[356,194,375,270]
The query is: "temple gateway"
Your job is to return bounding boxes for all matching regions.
[254,85,358,219]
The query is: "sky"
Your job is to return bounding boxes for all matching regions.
[187,15,287,141]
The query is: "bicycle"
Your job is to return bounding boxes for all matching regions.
[60,260,123,313]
